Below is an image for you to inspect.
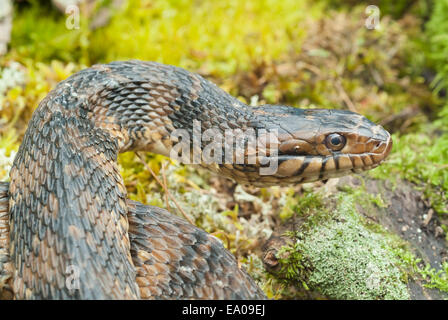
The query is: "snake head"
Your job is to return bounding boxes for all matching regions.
[221,106,392,187]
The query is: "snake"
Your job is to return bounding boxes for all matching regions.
[0,60,392,299]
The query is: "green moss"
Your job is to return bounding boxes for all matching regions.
[10,1,91,64]
[0,129,18,181]
[419,262,448,293]
[369,130,448,216]
[394,249,448,294]
[269,177,448,299]
[9,0,326,77]
[426,0,448,94]
[279,189,325,222]
[89,0,325,76]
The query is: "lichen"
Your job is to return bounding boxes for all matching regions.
[270,188,410,300]
[301,194,409,299]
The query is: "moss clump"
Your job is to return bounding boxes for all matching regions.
[272,189,410,300]
[396,250,448,294]
[279,188,324,222]
[418,262,448,293]
[426,0,448,95]
[369,131,448,218]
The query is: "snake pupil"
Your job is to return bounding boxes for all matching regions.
[331,136,341,145]
[326,133,346,151]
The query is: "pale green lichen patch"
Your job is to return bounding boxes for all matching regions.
[272,190,410,300]
[300,193,409,300]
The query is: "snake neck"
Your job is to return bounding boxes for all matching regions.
[79,61,255,155]
[73,61,287,185]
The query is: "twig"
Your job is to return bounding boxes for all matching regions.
[296,61,322,76]
[380,106,419,127]
[136,152,195,225]
[423,209,433,227]
[161,161,170,211]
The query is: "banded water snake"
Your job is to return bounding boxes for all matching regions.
[0,60,392,299]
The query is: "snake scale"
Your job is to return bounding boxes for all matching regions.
[0,60,392,299]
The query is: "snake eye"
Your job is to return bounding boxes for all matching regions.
[325,133,346,151]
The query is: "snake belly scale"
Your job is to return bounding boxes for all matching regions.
[0,60,392,299]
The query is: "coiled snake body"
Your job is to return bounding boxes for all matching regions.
[0,60,392,299]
